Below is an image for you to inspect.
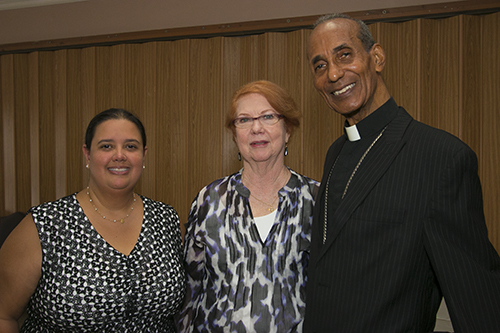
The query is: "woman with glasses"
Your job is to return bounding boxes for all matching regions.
[177,80,319,332]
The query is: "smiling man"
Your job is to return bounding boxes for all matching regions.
[304,13,500,333]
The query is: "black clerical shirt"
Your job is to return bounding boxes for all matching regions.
[320,98,399,242]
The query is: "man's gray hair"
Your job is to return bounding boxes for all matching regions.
[314,13,375,52]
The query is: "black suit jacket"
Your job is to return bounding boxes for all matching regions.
[304,103,500,332]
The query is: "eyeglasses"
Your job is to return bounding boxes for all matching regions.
[233,113,284,129]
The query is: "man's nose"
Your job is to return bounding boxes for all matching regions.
[327,64,344,82]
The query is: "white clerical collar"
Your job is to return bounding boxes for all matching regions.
[345,124,361,142]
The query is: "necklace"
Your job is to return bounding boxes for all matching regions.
[323,126,387,244]
[87,187,136,224]
[243,167,288,212]
[250,193,279,212]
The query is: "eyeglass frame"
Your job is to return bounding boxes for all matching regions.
[232,113,284,129]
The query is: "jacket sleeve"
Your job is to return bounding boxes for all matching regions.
[424,145,500,333]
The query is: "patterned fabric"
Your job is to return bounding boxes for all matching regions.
[177,168,319,333]
[21,194,186,333]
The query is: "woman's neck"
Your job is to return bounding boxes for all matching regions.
[242,162,289,192]
[85,184,136,211]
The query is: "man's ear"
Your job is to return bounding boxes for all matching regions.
[371,43,386,73]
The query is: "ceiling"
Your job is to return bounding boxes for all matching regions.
[0,0,85,11]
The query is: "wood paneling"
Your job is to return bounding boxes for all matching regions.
[420,17,461,137]
[66,49,87,195]
[95,45,126,111]
[378,20,420,119]
[79,48,97,191]
[460,16,482,156]
[38,52,56,204]
[1,55,14,213]
[54,50,67,199]
[13,54,31,211]
[1,13,499,253]
[481,12,500,248]
[221,34,267,177]
[186,37,223,220]
[267,31,303,173]
[124,43,158,198]
[155,39,190,226]
[28,53,40,205]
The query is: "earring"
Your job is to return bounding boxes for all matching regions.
[238,152,241,161]
[143,165,146,169]
[86,164,89,169]
[284,144,288,156]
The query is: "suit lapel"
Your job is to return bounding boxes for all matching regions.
[314,136,347,223]
[310,135,346,267]
[318,109,413,259]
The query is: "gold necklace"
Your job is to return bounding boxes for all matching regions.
[87,187,136,224]
[243,168,288,212]
[250,193,278,212]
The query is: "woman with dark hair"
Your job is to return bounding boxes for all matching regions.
[0,108,185,332]
[177,81,319,332]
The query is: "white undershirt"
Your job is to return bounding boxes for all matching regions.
[254,210,277,242]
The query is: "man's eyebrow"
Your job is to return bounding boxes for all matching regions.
[310,43,350,65]
[311,55,323,65]
[332,43,349,53]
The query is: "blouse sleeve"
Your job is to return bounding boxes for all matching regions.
[176,195,206,333]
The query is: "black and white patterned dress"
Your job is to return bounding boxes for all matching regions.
[21,194,186,332]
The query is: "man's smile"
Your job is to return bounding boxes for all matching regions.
[332,82,356,96]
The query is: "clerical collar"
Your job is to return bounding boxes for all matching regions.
[344,97,398,141]
[345,124,361,141]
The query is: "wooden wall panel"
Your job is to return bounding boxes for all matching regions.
[0,12,499,253]
[95,45,127,111]
[220,36,247,178]
[66,49,87,196]
[124,43,158,198]
[155,39,190,226]
[221,34,267,178]
[481,12,500,248]
[1,55,14,213]
[420,20,440,130]
[94,47,112,112]
[37,52,56,204]
[54,50,67,199]
[420,17,461,138]
[267,31,303,173]
[80,48,97,191]
[28,53,40,206]
[378,20,420,120]
[439,17,461,138]
[461,15,482,162]
[377,22,401,107]
[399,20,421,120]
[13,54,31,211]
[186,37,223,218]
